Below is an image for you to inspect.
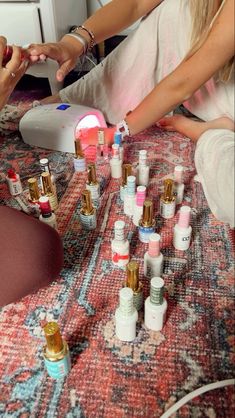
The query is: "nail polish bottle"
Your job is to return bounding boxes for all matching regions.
[28,177,40,203]
[41,172,59,212]
[123,175,136,216]
[144,233,164,279]
[110,144,122,179]
[111,220,130,267]
[86,163,100,207]
[160,179,176,219]
[43,322,71,379]
[133,185,146,226]
[120,163,132,201]
[79,189,97,230]
[173,205,192,251]
[39,196,57,229]
[174,165,185,205]
[138,199,155,243]
[136,150,150,187]
[6,169,23,196]
[144,277,167,331]
[114,131,124,162]
[73,138,86,172]
[39,157,56,193]
[97,129,109,161]
[115,287,138,342]
[125,261,143,311]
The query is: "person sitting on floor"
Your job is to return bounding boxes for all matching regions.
[0,36,64,307]
[28,0,234,227]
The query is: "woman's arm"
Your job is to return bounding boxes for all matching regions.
[0,36,28,111]
[29,0,162,81]
[125,0,234,134]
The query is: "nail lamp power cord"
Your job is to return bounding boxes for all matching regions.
[160,379,235,418]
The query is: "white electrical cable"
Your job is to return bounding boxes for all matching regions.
[160,379,235,418]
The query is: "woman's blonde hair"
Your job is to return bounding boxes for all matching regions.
[188,0,234,82]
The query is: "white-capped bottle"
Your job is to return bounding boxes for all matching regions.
[173,205,192,251]
[6,169,23,196]
[39,196,57,229]
[160,179,176,219]
[123,175,136,216]
[73,138,86,172]
[174,165,185,205]
[125,261,143,311]
[133,185,146,226]
[86,163,100,207]
[144,277,167,331]
[120,163,132,201]
[97,129,109,162]
[138,199,155,243]
[115,288,138,342]
[111,220,130,267]
[79,189,97,230]
[114,131,124,162]
[136,150,150,187]
[144,233,164,278]
[110,144,122,179]
[39,157,56,190]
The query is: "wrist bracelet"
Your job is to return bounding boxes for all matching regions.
[65,33,88,55]
[116,119,131,138]
[72,25,96,51]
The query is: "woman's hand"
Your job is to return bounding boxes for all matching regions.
[28,35,85,82]
[0,36,29,111]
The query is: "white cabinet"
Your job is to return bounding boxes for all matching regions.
[0,0,87,93]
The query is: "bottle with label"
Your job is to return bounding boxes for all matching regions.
[39,157,56,193]
[114,131,124,162]
[97,129,109,162]
[144,233,164,278]
[144,277,167,331]
[173,205,192,251]
[41,172,59,212]
[120,163,132,201]
[73,138,86,172]
[39,196,57,229]
[174,165,185,205]
[86,163,100,207]
[133,185,146,226]
[136,150,150,187]
[6,169,23,196]
[43,322,71,379]
[115,287,138,342]
[28,177,40,203]
[110,144,122,179]
[160,178,176,219]
[111,220,130,267]
[139,199,155,243]
[123,175,136,216]
[125,260,143,311]
[79,189,97,230]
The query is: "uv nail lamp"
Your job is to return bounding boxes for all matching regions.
[19,103,107,153]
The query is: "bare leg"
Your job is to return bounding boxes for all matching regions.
[158,115,235,142]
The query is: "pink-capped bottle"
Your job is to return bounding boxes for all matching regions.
[144,233,164,278]
[173,205,192,251]
[133,185,147,226]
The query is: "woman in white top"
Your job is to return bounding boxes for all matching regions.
[28,0,234,226]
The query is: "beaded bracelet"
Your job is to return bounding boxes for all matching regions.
[65,33,88,55]
[116,119,131,138]
[78,25,96,50]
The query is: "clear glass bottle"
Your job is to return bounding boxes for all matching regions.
[111,220,130,267]
[160,179,176,219]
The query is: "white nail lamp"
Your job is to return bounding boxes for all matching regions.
[19,103,107,153]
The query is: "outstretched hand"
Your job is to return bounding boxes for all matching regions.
[28,35,85,82]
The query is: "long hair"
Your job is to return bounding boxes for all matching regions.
[188,0,234,82]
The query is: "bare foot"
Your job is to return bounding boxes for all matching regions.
[158,115,235,142]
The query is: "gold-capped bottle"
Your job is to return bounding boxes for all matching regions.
[125,260,143,311]
[120,163,132,201]
[79,189,97,230]
[86,163,100,206]
[73,138,86,172]
[160,178,176,219]
[41,171,58,211]
[28,177,40,203]
[43,322,71,379]
[138,199,155,243]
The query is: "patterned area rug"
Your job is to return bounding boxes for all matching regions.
[0,84,234,417]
